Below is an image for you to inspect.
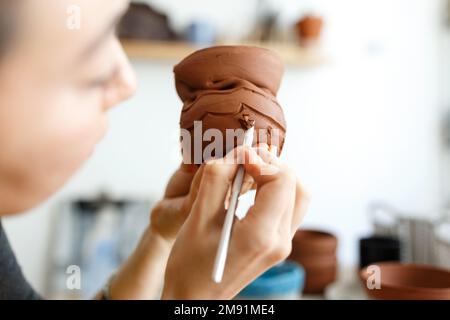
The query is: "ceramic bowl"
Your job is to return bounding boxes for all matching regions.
[360,262,450,300]
[237,262,305,300]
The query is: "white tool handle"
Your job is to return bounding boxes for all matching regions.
[212,127,254,283]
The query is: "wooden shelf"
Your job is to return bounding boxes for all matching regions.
[121,39,327,67]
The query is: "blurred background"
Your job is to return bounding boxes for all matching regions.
[2,0,450,299]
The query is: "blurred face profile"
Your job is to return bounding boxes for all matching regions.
[0,0,136,214]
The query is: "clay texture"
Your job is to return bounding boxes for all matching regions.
[174,45,287,163]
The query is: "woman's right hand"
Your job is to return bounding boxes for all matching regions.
[162,146,310,299]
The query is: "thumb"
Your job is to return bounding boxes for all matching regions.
[154,165,204,224]
[178,164,204,217]
[164,164,199,198]
[189,150,246,224]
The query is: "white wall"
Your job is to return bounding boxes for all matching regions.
[3,0,445,293]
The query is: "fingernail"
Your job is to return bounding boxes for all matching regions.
[260,164,280,176]
[257,143,269,150]
[224,185,231,210]
[248,148,264,165]
[269,145,278,156]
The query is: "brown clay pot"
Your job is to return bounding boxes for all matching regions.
[360,262,450,300]
[301,260,337,294]
[288,229,338,294]
[304,269,337,294]
[295,15,323,42]
[289,253,336,268]
[291,229,338,255]
[296,256,337,273]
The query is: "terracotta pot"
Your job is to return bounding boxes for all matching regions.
[360,262,450,300]
[291,229,338,255]
[289,253,336,268]
[295,15,323,42]
[290,254,336,269]
[304,269,337,294]
[300,261,337,294]
[289,229,338,294]
[288,256,337,291]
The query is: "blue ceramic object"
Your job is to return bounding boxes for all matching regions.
[237,261,305,299]
[185,21,216,46]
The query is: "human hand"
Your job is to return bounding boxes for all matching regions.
[150,147,259,242]
[162,146,310,299]
[150,163,200,242]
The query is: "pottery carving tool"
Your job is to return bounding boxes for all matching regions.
[212,126,255,283]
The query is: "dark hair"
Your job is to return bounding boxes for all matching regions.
[0,1,18,58]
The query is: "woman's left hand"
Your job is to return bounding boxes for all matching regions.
[150,156,256,242]
[150,163,200,242]
[106,148,272,299]
[105,163,201,299]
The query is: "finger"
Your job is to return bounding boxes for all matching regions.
[269,145,278,156]
[238,149,295,232]
[255,143,269,151]
[164,163,199,198]
[290,179,311,236]
[254,147,281,166]
[253,149,309,237]
[181,165,205,213]
[160,165,204,226]
[262,167,305,238]
[222,154,254,209]
[255,142,279,157]
[190,148,246,222]
[278,180,297,237]
[153,196,186,223]
[224,185,231,210]
[240,172,255,196]
[244,148,281,184]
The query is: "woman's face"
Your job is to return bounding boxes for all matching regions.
[0,0,136,214]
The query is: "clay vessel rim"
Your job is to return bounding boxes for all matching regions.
[360,262,450,292]
[174,45,282,65]
[293,229,337,240]
[292,229,338,249]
